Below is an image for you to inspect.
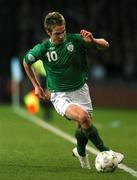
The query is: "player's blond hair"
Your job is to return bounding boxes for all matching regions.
[44,12,66,32]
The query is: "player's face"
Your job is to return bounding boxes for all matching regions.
[48,25,66,45]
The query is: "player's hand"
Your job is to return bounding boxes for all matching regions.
[80,29,94,43]
[34,86,48,100]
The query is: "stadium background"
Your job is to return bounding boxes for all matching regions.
[0,0,137,107]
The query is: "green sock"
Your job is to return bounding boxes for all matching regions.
[75,128,88,156]
[82,125,109,152]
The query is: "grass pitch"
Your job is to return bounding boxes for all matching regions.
[0,105,137,180]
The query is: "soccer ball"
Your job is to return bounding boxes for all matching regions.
[95,151,118,172]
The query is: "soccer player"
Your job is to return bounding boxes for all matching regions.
[23,12,124,169]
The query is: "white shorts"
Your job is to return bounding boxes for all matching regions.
[50,83,93,117]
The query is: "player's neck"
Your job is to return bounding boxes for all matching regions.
[49,38,66,46]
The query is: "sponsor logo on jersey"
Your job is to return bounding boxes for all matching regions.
[66,42,74,52]
[28,54,35,62]
[49,47,55,50]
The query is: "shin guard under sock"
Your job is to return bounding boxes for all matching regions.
[75,128,88,156]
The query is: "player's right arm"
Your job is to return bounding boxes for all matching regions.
[23,43,49,100]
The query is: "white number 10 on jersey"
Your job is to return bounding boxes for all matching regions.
[46,51,58,62]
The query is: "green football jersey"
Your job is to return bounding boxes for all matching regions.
[24,33,96,92]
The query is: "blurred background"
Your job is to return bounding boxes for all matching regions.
[0,0,137,108]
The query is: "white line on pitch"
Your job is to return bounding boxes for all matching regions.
[14,107,137,178]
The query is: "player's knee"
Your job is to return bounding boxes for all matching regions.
[78,111,90,125]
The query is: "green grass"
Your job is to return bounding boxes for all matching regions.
[0,105,137,180]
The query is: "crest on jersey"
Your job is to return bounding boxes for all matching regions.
[66,43,74,52]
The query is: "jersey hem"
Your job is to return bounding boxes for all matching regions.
[48,81,86,93]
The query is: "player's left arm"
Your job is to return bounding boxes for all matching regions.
[80,29,109,49]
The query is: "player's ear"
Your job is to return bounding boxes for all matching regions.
[46,30,51,36]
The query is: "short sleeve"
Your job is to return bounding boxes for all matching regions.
[23,44,42,65]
